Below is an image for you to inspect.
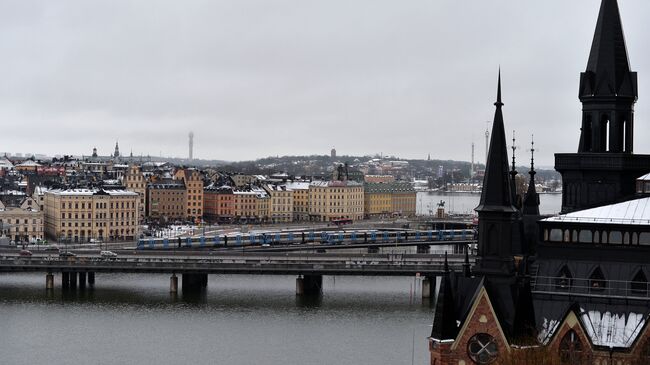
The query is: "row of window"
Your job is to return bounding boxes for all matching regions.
[546,228,650,245]
[554,265,649,294]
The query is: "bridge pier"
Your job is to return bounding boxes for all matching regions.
[422,276,436,299]
[296,275,322,296]
[88,272,95,285]
[70,271,77,289]
[182,273,208,292]
[46,273,54,290]
[78,272,87,289]
[170,274,178,293]
[61,272,70,290]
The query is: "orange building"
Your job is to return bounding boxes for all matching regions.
[203,186,234,223]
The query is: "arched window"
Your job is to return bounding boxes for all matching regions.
[467,333,498,364]
[555,266,573,291]
[589,267,607,292]
[630,270,648,296]
[559,330,583,364]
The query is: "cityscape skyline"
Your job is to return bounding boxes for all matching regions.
[1,1,650,165]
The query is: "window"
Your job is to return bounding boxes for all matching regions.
[555,266,573,291]
[630,270,648,296]
[589,267,606,291]
[467,333,498,364]
[559,330,583,364]
[549,229,563,242]
[578,230,593,243]
[609,231,622,244]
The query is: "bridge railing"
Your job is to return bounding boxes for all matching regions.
[136,229,477,250]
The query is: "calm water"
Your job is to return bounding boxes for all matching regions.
[417,191,562,216]
[0,273,433,365]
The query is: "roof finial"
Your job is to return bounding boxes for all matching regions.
[495,67,503,107]
[511,130,517,174]
[530,134,535,173]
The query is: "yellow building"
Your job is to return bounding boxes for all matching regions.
[44,188,139,242]
[233,187,269,222]
[123,165,146,223]
[364,182,416,218]
[264,184,294,223]
[286,182,310,221]
[174,168,204,222]
[308,181,364,222]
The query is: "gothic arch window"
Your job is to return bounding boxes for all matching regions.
[630,269,648,296]
[467,333,498,364]
[589,267,607,292]
[559,330,583,364]
[555,266,573,291]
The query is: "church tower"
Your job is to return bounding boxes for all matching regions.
[474,72,522,277]
[555,0,650,213]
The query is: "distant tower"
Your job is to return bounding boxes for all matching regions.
[92,147,98,158]
[113,141,120,158]
[189,132,194,160]
[470,142,475,181]
[427,153,431,161]
[331,147,336,158]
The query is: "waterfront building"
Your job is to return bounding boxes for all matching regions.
[44,188,139,242]
[308,181,364,222]
[203,185,235,223]
[264,184,294,223]
[285,181,310,221]
[123,165,146,223]
[174,168,204,222]
[0,197,43,243]
[232,187,268,222]
[146,180,186,222]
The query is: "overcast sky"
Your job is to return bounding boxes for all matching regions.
[1,0,649,166]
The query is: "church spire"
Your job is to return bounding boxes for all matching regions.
[476,70,516,213]
[522,135,540,216]
[510,130,519,208]
[578,0,637,154]
[582,0,636,99]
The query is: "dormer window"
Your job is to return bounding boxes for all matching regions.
[559,330,583,364]
[630,270,648,296]
[555,266,573,291]
[589,267,607,292]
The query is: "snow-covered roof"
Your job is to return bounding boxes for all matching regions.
[637,173,650,181]
[47,189,138,197]
[16,160,41,167]
[543,197,650,225]
[285,182,310,190]
[0,156,13,169]
[580,309,646,348]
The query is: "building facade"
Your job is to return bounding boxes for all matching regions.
[123,165,146,223]
[146,181,186,221]
[0,197,44,243]
[264,184,294,223]
[44,189,139,242]
[174,168,204,222]
[308,181,364,222]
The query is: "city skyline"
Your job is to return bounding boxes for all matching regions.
[1,0,650,165]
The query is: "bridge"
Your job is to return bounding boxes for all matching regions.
[0,250,474,297]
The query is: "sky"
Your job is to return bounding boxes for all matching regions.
[1,0,649,167]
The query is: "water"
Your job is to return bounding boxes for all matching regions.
[0,273,433,365]
[417,191,562,216]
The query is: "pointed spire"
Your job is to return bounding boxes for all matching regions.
[476,70,516,213]
[580,0,637,99]
[495,68,503,107]
[510,130,519,207]
[463,246,471,277]
[522,135,540,216]
[430,273,458,341]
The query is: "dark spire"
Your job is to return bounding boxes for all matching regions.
[476,71,516,213]
[463,247,471,277]
[430,271,458,341]
[580,0,637,99]
[522,135,540,215]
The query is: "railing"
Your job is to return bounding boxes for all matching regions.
[545,216,650,225]
[532,275,650,300]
